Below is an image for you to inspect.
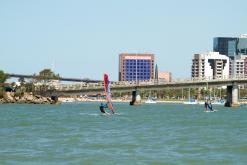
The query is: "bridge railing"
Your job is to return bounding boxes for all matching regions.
[47,75,247,91]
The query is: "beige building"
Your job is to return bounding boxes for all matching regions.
[191,52,229,80]
[230,54,247,78]
[158,72,172,82]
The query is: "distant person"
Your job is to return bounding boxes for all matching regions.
[208,101,213,111]
[204,100,209,110]
[99,102,108,114]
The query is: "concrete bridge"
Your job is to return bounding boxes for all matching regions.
[48,78,247,107]
[7,73,101,83]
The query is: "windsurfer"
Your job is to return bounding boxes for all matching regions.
[99,102,108,113]
[205,100,213,111]
[204,100,208,110]
[208,101,213,111]
[99,74,115,115]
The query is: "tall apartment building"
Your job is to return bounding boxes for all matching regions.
[245,57,247,76]
[230,54,247,78]
[119,53,155,81]
[191,52,229,80]
[213,35,247,59]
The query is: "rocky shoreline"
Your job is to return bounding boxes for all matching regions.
[0,92,58,104]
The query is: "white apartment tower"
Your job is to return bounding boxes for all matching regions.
[192,52,229,80]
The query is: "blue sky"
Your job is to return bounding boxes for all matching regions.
[0,0,246,81]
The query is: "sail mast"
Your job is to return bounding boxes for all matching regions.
[103,74,114,113]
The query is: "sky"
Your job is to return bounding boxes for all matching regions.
[0,0,247,81]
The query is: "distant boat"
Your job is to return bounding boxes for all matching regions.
[211,100,225,105]
[61,98,75,103]
[198,101,205,105]
[183,88,198,104]
[145,97,157,104]
[183,100,198,105]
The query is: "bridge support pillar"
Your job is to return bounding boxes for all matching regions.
[197,88,202,100]
[225,84,240,107]
[130,88,141,105]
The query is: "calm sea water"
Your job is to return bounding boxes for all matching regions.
[0,102,247,165]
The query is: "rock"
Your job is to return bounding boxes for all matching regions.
[17,98,25,104]
[25,95,34,102]
[3,92,15,103]
[1,91,57,104]
[47,97,53,102]
[35,95,42,99]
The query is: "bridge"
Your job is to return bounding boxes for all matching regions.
[48,77,247,107]
[7,73,101,83]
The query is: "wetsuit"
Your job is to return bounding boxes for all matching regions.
[99,103,108,113]
[99,106,106,113]
[204,101,208,110]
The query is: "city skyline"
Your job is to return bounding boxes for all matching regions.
[1,0,247,81]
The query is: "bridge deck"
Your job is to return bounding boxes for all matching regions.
[49,78,247,96]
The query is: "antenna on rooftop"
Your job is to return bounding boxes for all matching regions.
[51,59,55,72]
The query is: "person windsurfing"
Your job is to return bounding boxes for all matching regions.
[208,101,213,111]
[204,100,209,111]
[99,74,115,114]
[99,102,108,113]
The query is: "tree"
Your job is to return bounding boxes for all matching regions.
[18,77,25,86]
[25,82,35,93]
[36,69,60,82]
[0,70,8,83]
[0,70,8,98]
[32,69,60,95]
[39,69,55,79]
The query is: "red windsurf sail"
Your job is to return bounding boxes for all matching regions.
[103,74,114,113]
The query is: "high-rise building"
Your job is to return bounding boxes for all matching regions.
[119,53,155,81]
[245,57,247,77]
[154,64,159,84]
[155,64,158,80]
[213,35,247,59]
[191,52,229,80]
[237,35,247,55]
[213,37,237,59]
[230,54,247,78]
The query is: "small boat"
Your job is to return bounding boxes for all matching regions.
[198,101,205,105]
[183,88,198,105]
[183,101,198,105]
[211,100,225,105]
[183,99,198,104]
[61,98,75,103]
[145,97,157,104]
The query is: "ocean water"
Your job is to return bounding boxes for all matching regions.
[0,102,247,165]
